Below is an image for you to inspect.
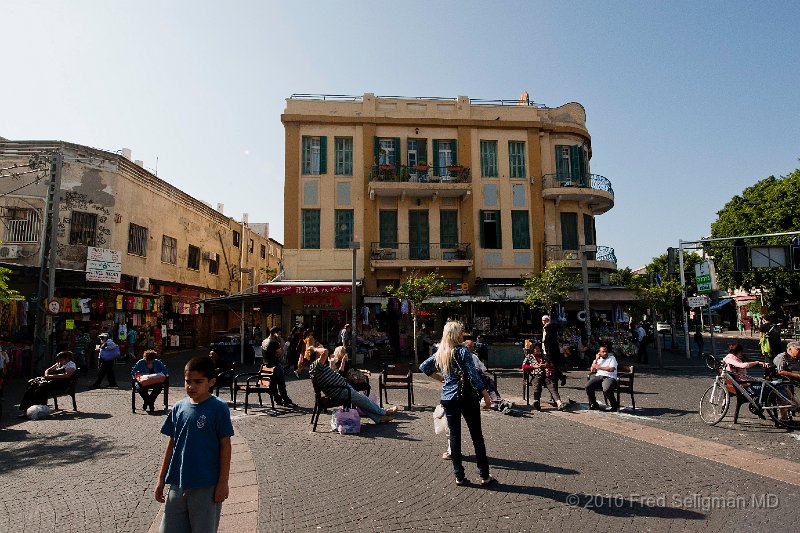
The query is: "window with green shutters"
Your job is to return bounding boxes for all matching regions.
[583,214,596,245]
[555,144,587,184]
[334,137,353,175]
[407,139,427,167]
[511,211,530,249]
[334,209,354,249]
[433,139,456,176]
[440,210,458,248]
[479,210,502,249]
[301,209,320,249]
[302,136,327,175]
[376,138,400,166]
[379,210,398,248]
[480,140,498,177]
[560,212,578,250]
[509,141,526,178]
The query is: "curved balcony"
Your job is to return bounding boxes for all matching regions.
[368,164,471,200]
[544,244,617,270]
[541,173,614,214]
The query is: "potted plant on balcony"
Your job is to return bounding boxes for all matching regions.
[412,160,430,172]
[446,163,463,172]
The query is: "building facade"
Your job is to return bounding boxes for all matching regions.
[0,140,280,361]
[281,93,620,343]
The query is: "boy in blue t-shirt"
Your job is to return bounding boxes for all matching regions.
[155,356,234,533]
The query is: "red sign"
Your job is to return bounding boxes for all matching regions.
[258,283,352,295]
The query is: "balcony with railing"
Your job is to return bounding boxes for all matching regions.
[544,244,617,269]
[369,242,473,270]
[541,172,614,214]
[368,164,471,200]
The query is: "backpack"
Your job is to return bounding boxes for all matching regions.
[759,334,771,356]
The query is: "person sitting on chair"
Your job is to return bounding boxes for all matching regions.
[132,349,169,413]
[19,350,76,415]
[307,345,397,424]
[585,344,619,411]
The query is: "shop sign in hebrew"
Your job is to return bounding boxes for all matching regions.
[86,247,122,283]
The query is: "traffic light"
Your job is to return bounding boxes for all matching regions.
[733,238,748,273]
[667,247,676,276]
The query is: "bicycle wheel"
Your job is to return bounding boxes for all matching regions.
[764,385,800,430]
[699,382,729,425]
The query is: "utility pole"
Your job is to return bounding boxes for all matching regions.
[32,152,62,374]
[580,245,595,342]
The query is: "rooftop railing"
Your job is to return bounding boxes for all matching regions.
[370,242,472,261]
[289,94,549,108]
[368,164,471,184]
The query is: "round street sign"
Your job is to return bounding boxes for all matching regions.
[47,298,61,314]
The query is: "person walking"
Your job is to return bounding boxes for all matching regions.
[261,327,295,407]
[420,321,496,487]
[91,334,120,388]
[541,315,566,386]
[694,326,705,358]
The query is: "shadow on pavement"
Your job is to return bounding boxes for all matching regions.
[0,431,119,474]
[489,484,706,519]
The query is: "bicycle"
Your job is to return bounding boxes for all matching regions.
[699,355,800,430]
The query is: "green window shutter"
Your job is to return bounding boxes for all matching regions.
[418,140,427,163]
[393,137,401,166]
[302,209,320,249]
[335,209,353,248]
[579,146,588,185]
[479,209,485,248]
[583,214,595,245]
[569,145,581,183]
[451,139,458,165]
[555,145,570,180]
[440,210,458,248]
[432,140,440,171]
[512,211,530,249]
[379,210,398,248]
[319,136,327,174]
[373,136,380,164]
[561,212,578,250]
[496,212,502,249]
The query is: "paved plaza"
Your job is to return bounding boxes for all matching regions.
[2,335,800,532]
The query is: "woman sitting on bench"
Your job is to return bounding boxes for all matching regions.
[18,350,76,415]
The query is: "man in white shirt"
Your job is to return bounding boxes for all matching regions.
[585,344,618,411]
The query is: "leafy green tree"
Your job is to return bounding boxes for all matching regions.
[386,271,447,366]
[645,251,702,297]
[709,168,800,314]
[0,265,19,303]
[521,262,580,314]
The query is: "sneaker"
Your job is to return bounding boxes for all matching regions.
[284,401,297,409]
[293,370,300,379]
[442,451,452,460]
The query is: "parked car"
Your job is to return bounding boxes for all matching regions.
[210,332,254,364]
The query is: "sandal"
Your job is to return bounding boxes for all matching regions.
[480,476,498,487]
[455,478,471,486]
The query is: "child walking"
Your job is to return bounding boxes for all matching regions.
[155,356,234,533]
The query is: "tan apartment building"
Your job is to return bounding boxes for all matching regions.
[0,140,280,359]
[281,93,619,346]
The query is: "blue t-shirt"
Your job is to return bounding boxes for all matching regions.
[160,395,234,489]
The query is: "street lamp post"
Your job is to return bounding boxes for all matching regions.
[349,241,360,334]
[581,245,596,342]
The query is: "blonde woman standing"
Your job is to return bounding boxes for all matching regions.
[420,321,496,487]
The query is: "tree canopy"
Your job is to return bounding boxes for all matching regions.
[0,265,19,303]
[387,271,447,365]
[521,262,579,314]
[709,168,800,312]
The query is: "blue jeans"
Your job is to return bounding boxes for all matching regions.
[442,397,489,481]
[161,485,222,533]
[330,385,385,423]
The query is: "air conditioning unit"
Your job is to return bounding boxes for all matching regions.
[202,251,218,262]
[0,245,21,259]
[135,277,149,291]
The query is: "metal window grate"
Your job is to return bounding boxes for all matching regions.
[128,223,148,257]
[69,211,97,246]
[4,207,42,243]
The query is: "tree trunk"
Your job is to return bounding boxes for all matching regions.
[412,302,419,368]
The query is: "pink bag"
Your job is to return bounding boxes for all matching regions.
[330,408,361,434]
[136,373,166,386]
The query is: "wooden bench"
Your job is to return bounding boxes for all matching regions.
[586,364,636,411]
[379,362,414,409]
[233,364,276,414]
[310,380,352,432]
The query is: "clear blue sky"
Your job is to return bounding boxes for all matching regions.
[2,1,798,268]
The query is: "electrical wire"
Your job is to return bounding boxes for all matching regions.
[0,178,44,199]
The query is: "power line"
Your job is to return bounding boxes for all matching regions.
[0,178,44,199]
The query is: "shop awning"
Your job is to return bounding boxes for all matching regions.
[257,281,361,295]
[709,298,734,312]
